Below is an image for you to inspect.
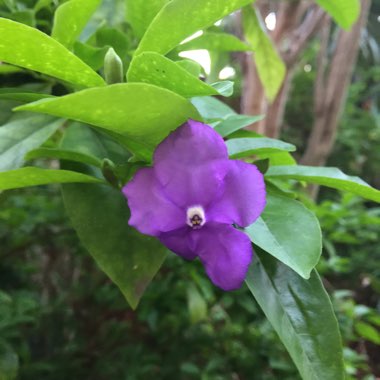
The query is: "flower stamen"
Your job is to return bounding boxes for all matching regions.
[187,206,206,229]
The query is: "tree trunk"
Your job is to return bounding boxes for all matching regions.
[301,0,372,166]
[241,57,267,134]
[241,1,325,137]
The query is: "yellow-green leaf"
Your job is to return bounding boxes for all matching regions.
[242,6,286,101]
[52,0,101,48]
[0,18,105,88]
[136,0,254,55]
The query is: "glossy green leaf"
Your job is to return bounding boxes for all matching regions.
[246,250,345,380]
[25,147,103,167]
[135,0,254,55]
[227,129,296,165]
[61,126,167,309]
[0,167,104,190]
[211,81,234,97]
[266,165,380,203]
[128,52,220,97]
[0,18,105,87]
[214,114,264,137]
[191,96,235,120]
[315,0,360,29]
[126,0,170,39]
[16,83,200,153]
[267,152,297,166]
[178,31,252,52]
[176,59,203,77]
[242,6,286,101]
[52,0,101,48]
[227,137,296,158]
[245,194,322,279]
[0,115,64,172]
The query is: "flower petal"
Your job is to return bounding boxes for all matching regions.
[122,167,184,236]
[159,227,197,260]
[152,120,229,207]
[207,161,266,227]
[154,119,228,168]
[197,223,253,291]
[155,159,227,208]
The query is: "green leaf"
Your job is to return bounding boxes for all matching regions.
[127,52,221,97]
[191,96,235,120]
[214,114,264,137]
[0,341,18,380]
[227,130,297,166]
[0,115,64,172]
[178,31,252,52]
[16,83,200,154]
[0,100,16,126]
[254,158,270,175]
[4,10,35,27]
[0,88,53,102]
[314,0,360,29]
[34,0,52,12]
[355,321,380,345]
[267,152,297,166]
[187,284,207,324]
[135,0,254,55]
[52,0,101,48]
[176,59,203,77]
[126,0,170,39]
[61,123,131,165]
[265,179,297,199]
[62,182,167,309]
[25,147,103,168]
[227,137,296,158]
[245,194,322,279]
[60,126,167,309]
[95,27,130,60]
[246,250,345,380]
[211,81,234,97]
[0,64,23,75]
[73,42,108,71]
[0,18,105,88]
[242,6,286,101]
[266,165,380,203]
[0,167,104,190]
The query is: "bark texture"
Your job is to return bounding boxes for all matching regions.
[241,1,325,137]
[301,0,372,166]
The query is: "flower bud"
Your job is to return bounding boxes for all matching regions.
[104,48,123,84]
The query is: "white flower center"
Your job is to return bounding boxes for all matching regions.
[186,206,206,229]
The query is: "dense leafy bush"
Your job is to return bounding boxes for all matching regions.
[0,0,379,379]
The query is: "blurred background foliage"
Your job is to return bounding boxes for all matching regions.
[0,0,380,379]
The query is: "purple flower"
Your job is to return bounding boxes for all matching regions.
[122,120,266,290]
